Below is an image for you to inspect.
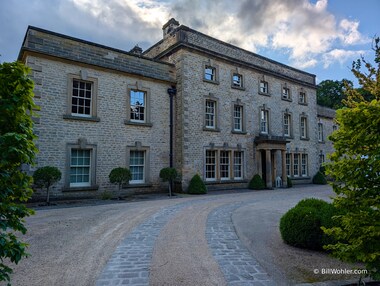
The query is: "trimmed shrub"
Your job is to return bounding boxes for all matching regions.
[296,198,329,209]
[287,176,293,188]
[280,198,340,250]
[33,166,62,204]
[280,206,322,250]
[312,171,327,184]
[187,174,207,194]
[248,174,266,190]
[159,167,178,196]
[109,167,132,191]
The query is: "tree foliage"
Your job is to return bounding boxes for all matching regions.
[33,166,62,205]
[109,167,132,191]
[317,79,352,109]
[0,61,37,284]
[323,38,380,279]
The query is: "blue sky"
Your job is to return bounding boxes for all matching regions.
[1,0,379,86]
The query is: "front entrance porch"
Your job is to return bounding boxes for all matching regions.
[255,136,289,188]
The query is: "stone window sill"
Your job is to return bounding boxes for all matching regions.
[203,127,221,132]
[231,85,245,91]
[232,130,247,135]
[203,79,220,85]
[63,114,100,122]
[63,185,99,192]
[124,120,153,127]
[258,92,271,97]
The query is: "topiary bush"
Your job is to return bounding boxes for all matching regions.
[159,167,178,197]
[187,174,207,194]
[248,174,266,190]
[296,198,330,209]
[280,198,340,250]
[287,176,293,188]
[33,166,62,205]
[280,206,322,250]
[312,171,327,184]
[109,167,132,191]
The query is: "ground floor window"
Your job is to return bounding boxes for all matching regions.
[129,150,145,183]
[220,151,230,180]
[70,149,91,187]
[233,151,243,179]
[286,153,291,177]
[205,150,217,180]
[286,152,309,178]
[205,149,244,181]
[301,154,308,176]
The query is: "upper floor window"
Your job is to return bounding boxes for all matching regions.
[260,109,269,134]
[233,105,243,132]
[300,116,308,139]
[259,80,269,94]
[130,90,146,122]
[66,73,98,121]
[204,66,216,81]
[318,123,324,142]
[299,91,307,104]
[232,73,243,88]
[283,113,291,137]
[72,79,92,116]
[282,87,291,100]
[205,100,216,129]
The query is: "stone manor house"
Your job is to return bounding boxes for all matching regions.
[18,19,336,199]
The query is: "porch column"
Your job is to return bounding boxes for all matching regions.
[265,149,272,188]
[256,150,262,176]
[281,150,287,188]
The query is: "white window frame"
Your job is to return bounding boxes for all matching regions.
[233,151,243,180]
[259,80,269,94]
[129,150,145,184]
[204,66,216,81]
[318,123,324,142]
[233,105,243,132]
[260,109,269,134]
[130,90,146,123]
[205,100,216,129]
[220,150,230,180]
[232,73,243,88]
[293,154,300,177]
[282,87,291,100]
[300,116,308,139]
[205,150,217,181]
[284,113,291,137]
[286,153,291,177]
[299,91,307,104]
[70,149,91,187]
[301,154,308,177]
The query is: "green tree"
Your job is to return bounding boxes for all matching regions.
[109,167,132,191]
[317,79,352,109]
[0,61,37,284]
[159,167,178,197]
[323,38,380,279]
[33,166,62,205]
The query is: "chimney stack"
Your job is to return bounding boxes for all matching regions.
[162,18,180,38]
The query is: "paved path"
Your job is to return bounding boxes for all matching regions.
[10,185,349,286]
[95,186,333,286]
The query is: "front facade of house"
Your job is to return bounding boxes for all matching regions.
[19,19,335,199]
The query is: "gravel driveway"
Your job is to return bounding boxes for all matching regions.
[6,185,365,286]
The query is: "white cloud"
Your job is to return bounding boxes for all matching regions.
[322,49,366,68]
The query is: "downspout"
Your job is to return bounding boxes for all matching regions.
[167,87,177,168]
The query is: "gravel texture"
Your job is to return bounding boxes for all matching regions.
[4,186,368,286]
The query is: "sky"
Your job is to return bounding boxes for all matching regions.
[0,0,379,86]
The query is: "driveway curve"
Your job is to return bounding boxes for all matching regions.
[7,185,359,286]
